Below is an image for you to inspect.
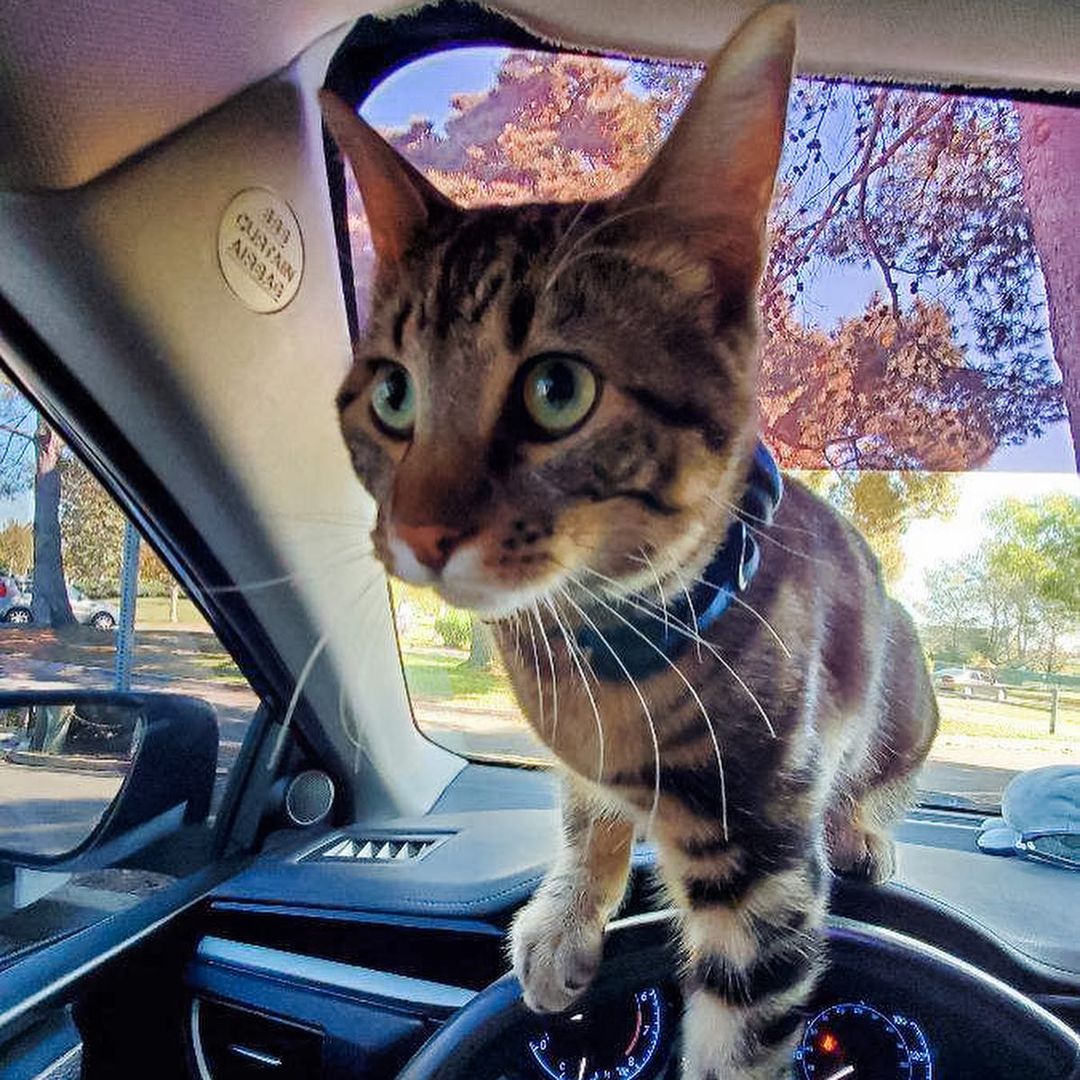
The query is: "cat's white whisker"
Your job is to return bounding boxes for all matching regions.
[675,569,794,660]
[271,510,372,527]
[524,608,546,734]
[543,595,605,785]
[194,546,374,597]
[558,584,662,834]
[707,494,828,566]
[569,576,729,841]
[510,611,525,666]
[638,547,671,636]
[671,565,704,663]
[728,594,793,659]
[267,566,384,772]
[722,499,817,537]
[547,200,591,266]
[578,565,778,740]
[542,201,670,293]
[268,631,330,774]
[531,600,560,744]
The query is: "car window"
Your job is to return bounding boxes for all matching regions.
[0,374,260,961]
[340,47,1079,810]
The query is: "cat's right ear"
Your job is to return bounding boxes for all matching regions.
[615,5,796,319]
[319,90,456,264]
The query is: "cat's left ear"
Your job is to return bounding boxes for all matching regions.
[319,89,457,264]
[617,4,796,318]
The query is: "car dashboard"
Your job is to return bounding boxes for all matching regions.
[177,765,1080,1080]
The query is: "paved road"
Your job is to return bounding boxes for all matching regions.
[0,758,122,857]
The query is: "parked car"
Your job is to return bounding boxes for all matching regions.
[933,667,1007,701]
[0,575,27,624]
[1,582,119,630]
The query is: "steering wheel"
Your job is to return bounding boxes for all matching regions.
[397,911,1080,1080]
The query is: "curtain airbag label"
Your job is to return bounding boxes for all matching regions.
[217,188,303,313]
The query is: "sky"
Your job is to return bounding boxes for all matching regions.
[0,492,30,523]
[897,470,1080,609]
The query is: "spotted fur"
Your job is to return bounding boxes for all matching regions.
[323,7,938,1077]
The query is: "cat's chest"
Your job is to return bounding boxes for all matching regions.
[493,613,789,788]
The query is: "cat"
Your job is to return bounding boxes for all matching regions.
[321,5,938,1077]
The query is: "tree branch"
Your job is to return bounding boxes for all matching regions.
[764,94,948,301]
[858,99,901,316]
[0,417,34,472]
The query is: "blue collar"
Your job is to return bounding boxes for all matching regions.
[576,441,782,681]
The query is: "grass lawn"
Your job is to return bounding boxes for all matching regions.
[131,596,209,628]
[398,640,1080,746]
[401,648,520,712]
[937,694,1080,744]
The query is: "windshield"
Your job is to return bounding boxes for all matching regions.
[343,48,1079,812]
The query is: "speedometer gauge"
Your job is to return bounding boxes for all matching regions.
[795,1002,933,1080]
[528,986,666,1080]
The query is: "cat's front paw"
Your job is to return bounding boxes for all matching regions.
[831,827,896,885]
[511,889,604,1014]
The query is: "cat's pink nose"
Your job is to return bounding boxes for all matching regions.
[395,523,464,572]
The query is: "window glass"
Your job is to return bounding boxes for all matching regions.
[0,375,259,960]
[345,48,1079,809]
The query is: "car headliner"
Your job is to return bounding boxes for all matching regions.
[0,0,1078,192]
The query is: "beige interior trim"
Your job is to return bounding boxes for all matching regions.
[1,0,1077,192]
[0,26,465,818]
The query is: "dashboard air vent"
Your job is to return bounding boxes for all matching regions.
[303,833,448,864]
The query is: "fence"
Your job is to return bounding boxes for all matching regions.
[938,684,1080,734]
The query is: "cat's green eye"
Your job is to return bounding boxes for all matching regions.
[522,355,598,436]
[370,362,416,437]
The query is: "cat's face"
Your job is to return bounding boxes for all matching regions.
[323,6,795,617]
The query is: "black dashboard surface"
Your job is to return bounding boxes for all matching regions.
[214,763,1080,981]
[187,763,1080,1079]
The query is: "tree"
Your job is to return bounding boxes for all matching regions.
[968,553,1018,665]
[1018,103,1080,470]
[921,560,978,654]
[0,521,32,576]
[140,545,183,622]
[465,615,498,669]
[759,83,1063,470]
[926,495,1080,669]
[61,454,181,616]
[59,455,126,596]
[1033,599,1073,678]
[0,376,74,625]
[352,56,1064,474]
[31,420,75,626]
[827,471,956,583]
[985,495,1079,610]
[391,52,662,205]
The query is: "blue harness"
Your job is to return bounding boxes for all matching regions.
[576,441,783,681]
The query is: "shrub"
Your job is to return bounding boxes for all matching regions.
[434,607,472,651]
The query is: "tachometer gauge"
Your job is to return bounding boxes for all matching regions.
[528,986,666,1080]
[795,1002,933,1080]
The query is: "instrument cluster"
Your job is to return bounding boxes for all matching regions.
[521,990,934,1080]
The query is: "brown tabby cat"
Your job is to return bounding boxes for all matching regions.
[321,6,938,1076]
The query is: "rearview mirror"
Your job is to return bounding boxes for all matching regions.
[0,691,218,868]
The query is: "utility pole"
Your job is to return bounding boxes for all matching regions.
[114,522,140,691]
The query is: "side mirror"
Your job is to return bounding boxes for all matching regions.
[0,691,218,871]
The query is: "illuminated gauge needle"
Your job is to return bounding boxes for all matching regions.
[577,1058,588,1080]
[823,1067,855,1080]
